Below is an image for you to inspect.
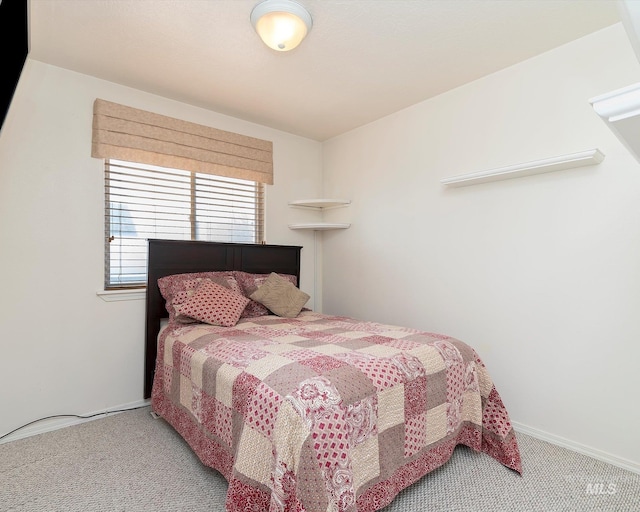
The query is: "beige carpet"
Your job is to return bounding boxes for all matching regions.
[1,406,638,511]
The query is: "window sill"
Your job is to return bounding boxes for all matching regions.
[97,289,146,302]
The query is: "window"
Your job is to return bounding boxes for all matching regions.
[105,159,264,288]
[92,99,272,289]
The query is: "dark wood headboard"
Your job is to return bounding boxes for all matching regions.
[144,239,303,398]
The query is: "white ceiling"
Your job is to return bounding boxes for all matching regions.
[29,0,623,141]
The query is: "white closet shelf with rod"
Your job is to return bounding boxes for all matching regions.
[590,83,640,164]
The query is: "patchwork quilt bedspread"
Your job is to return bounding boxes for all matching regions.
[151,311,521,512]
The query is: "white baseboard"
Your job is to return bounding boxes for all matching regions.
[512,421,640,475]
[0,399,151,445]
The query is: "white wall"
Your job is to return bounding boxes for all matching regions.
[0,60,323,440]
[322,23,640,471]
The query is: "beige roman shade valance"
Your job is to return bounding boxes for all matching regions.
[92,99,273,184]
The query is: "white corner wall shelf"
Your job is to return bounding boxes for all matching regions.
[590,83,640,164]
[288,223,350,230]
[288,199,351,210]
[288,198,351,231]
[440,149,605,188]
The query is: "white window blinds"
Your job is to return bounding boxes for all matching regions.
[105,159,265,288]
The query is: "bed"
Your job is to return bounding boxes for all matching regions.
[146,239,522,512]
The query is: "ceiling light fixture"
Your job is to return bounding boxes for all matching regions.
[250,0,312,52]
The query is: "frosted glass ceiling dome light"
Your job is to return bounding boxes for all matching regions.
[251,0,312,51]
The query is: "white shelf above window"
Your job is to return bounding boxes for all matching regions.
[288,223,351,230]
[440,149,605,187]
[288,199,351,210]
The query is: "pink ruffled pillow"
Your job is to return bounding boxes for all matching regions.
[174,279,250,327]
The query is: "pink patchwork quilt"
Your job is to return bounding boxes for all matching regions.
[151,311,521,512]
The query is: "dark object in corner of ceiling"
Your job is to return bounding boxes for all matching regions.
[0,0,29,134]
